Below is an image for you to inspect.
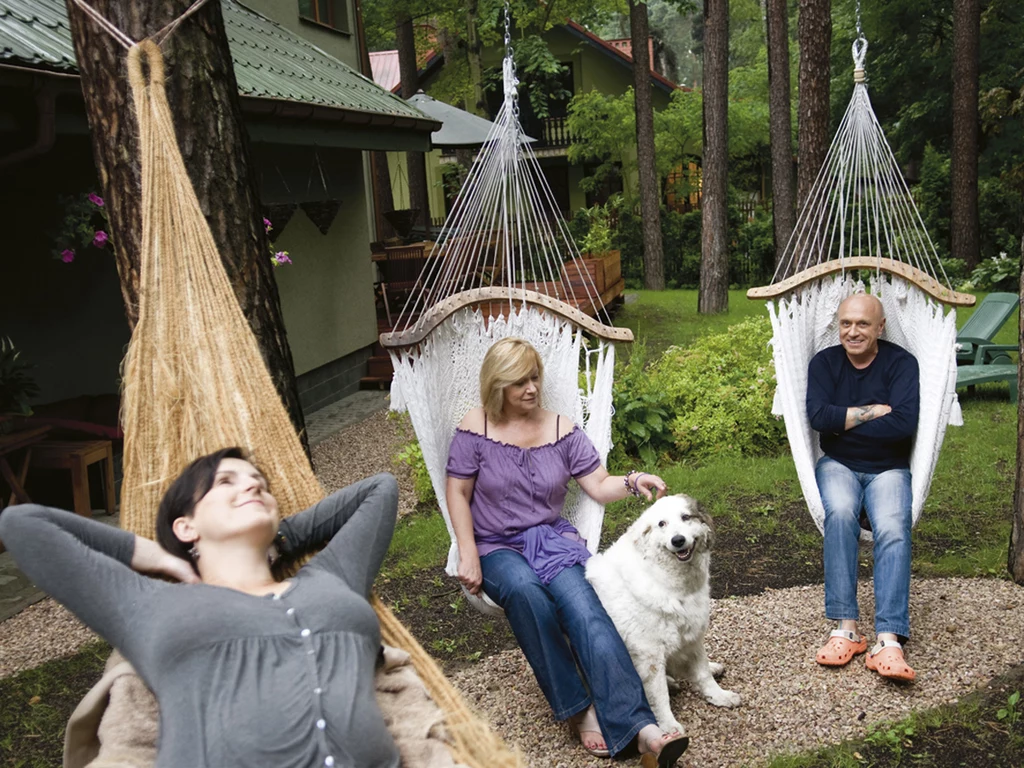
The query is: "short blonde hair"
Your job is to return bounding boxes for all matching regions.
[480,338,544,422]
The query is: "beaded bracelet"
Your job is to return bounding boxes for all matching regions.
[624,470,643,498]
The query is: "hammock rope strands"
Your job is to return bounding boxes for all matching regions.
[380,2,629,615]
[115,34,520,768]
[747,38,975,541]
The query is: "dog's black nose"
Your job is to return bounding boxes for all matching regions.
[670,535,688,549]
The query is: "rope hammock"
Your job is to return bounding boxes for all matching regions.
[747,36,975,541]
[82,7,521,764]
[380,3,631,615]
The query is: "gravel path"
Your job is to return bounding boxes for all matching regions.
[452,578,1024,767]
[3,410,1024,767]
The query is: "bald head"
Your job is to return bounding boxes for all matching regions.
[838,293,885,322]
[837,294,885,365]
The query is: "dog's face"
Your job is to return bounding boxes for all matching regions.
[631,494,714,563]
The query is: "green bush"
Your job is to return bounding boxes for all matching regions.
[653,317,786,459]
[961,250,1021,292]
[610,318,787,466]
[393,439,436,508]
[731,212,775,287]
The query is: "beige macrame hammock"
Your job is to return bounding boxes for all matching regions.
[114,38,519,768]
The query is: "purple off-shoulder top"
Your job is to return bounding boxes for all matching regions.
[446,426,602,584]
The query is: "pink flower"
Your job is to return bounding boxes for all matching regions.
[88,193,104,207]
[263,217,273,233]
[92,230,109,248]
[272,251,292,266]
[61,249,75,263]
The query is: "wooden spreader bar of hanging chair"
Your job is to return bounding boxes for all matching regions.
[380,286,634,348]
[747,257,976,306]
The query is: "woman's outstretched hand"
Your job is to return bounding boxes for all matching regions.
[131,536,201,584]
[457,549,483,595]
[635,473,668,501]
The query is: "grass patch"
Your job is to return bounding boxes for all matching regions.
[380,510,451,579]
[763,667,1024,767]
[0,640,110,768]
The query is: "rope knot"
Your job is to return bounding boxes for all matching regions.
[127,40,166,93]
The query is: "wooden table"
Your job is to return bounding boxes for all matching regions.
[0,424,51,553]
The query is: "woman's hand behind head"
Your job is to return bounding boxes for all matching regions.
[131,536,201,584]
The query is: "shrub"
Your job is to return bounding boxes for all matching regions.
[652,317,786,460]
[731,212,775,287]
[960,250,1021,292]
[610,318,787,466]
[393,439,436,508]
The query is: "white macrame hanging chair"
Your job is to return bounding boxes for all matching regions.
[747,37,976,541]
[380,9,631,615]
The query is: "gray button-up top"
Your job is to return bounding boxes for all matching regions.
[0,473,401,768]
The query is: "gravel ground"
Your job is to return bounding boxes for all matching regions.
[452,578,1024,767]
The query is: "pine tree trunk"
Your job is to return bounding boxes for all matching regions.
[465,0,486,116]
[1011,233,1024,583]
[396,12,430,235]
[629,0,665,291]
[951,0,981,271]
[767,0,797,274]
[796,0,830,209]
[699,0,729,314]
[64,0,308,453]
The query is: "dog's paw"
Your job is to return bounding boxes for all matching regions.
[665,674,682,693]
[658,717,686,736]
[706,689,741,708]
[708,661,725,679]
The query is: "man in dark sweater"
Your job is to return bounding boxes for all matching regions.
[806,293,919,682]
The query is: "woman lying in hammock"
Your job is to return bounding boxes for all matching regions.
[446,337,687,767]
[0,448,401,768]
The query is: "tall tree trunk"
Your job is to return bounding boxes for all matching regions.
[465,0,486,116]
[1011,233,1024,583]
[796,0,830,209]
[397,12,430,235]
[64,0,308,453]
[699,0,729,314]
[951,0,981,271]
[629,0,665,291]
[767,0,797,274]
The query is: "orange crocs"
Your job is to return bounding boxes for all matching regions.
[866,640,916,682]
[816,629,868,667]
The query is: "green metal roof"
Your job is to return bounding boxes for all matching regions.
[0,0,433,126]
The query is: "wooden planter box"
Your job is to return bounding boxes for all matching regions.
[562,250,621,297]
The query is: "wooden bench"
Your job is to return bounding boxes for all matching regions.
[955,364,1018,403]
[31,440,116,517]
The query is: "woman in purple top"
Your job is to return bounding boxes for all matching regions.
[446,338,686,766]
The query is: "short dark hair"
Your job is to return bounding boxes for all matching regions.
[155,447,248,573]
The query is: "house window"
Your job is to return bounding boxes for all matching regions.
[299,0,350,33]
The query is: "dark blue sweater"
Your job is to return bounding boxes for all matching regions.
[806,339,920,473]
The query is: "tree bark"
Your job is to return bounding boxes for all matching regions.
[796,0,830,209]
[1011,232,1024,583]
[951,0,981,271]
[65,0,309,453]
[629,0,665,291]
[396,12,430,235]
[699,0,729,314]
[767,0,797,274]
[465,0,486,116]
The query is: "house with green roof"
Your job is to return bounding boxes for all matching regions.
[373,21,684,228]
[0,0,436,417]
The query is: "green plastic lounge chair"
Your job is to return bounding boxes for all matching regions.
[956,360,1018,403]
[956,292,1019,364]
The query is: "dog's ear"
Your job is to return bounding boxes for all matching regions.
[695,501,715,548]
[633,524,652,550]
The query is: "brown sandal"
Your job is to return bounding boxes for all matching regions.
[816,629,868,667]
[865,640,915,682]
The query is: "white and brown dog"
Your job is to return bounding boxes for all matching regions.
[586,494,740,735]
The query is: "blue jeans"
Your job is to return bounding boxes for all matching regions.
[480,549,655,756]
[816,456,913,639]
